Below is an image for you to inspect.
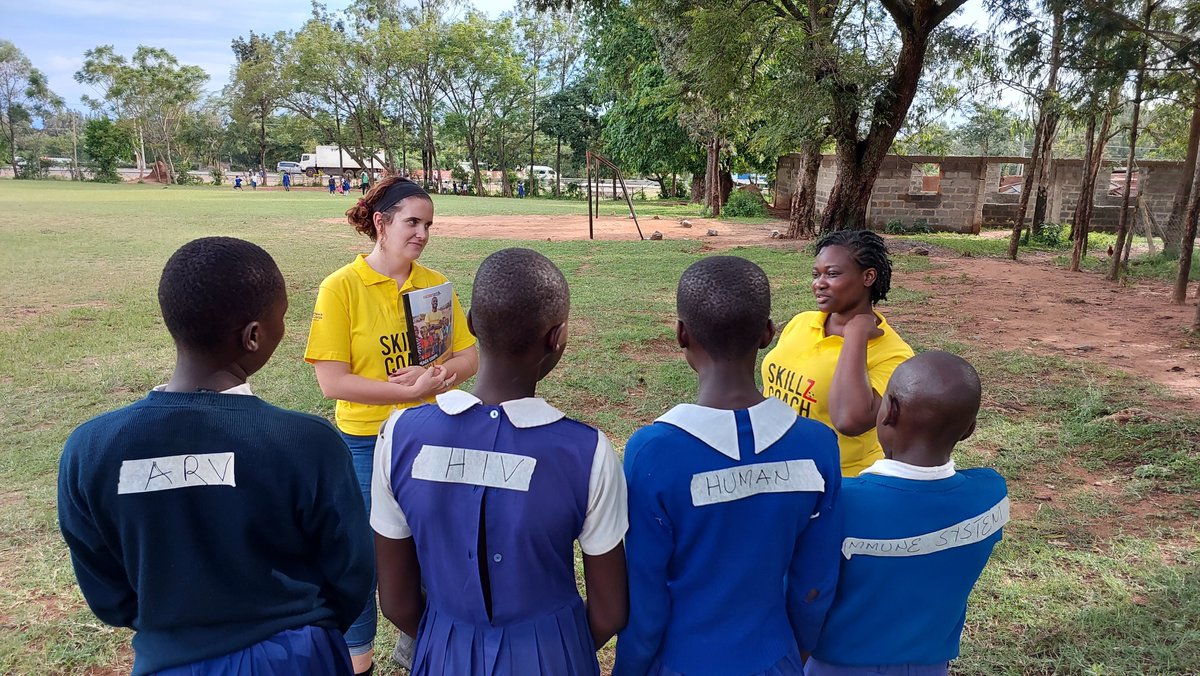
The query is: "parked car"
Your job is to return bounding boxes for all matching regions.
[276,161,302,175]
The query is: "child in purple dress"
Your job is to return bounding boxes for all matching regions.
[372,247,629,675]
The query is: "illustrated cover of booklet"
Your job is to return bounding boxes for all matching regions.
[402,281,455,367]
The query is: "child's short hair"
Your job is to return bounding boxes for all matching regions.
[677,256,771,360]
[814,230,893,304]
[157,237,286,350]
[471,248,569,354]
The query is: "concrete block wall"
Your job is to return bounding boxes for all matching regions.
[772,153,1188,233]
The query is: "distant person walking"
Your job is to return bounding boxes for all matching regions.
[328,176,336,196]
[343,176,351,195]
[360,170,369,196]
[282,172,291,192]
[234,175,242,190]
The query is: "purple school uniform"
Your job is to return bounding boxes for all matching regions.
[371,390,628,676]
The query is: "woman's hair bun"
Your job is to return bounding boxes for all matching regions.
[345,199,375,239]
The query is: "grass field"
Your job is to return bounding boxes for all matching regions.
[2,181,1198,674]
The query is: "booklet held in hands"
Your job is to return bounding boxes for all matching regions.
[402,282,455,367]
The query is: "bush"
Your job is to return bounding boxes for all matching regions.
[723,190,767,218]
[1032,222,1069,248]
[884,218,933,235]
[209,168,224,186]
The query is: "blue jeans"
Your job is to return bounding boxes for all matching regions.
[341,431,379,657]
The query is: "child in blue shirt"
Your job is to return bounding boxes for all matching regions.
[372,247,629,675]
[58,237,374,676]
[807,351,1008,676]
[615,256,843,676]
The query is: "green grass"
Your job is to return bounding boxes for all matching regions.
[899,229,1200,283]
[1,181,1197,674]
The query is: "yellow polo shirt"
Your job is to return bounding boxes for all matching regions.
[761,311,913,477]
[304,255,475,436]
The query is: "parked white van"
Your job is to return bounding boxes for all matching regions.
[276,161,302,175]
[523,165,558,182]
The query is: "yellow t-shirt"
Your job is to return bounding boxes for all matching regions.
[761,310,913,477]
[304,255,476,436]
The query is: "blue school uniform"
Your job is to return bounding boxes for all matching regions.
[807,459,1008,675]
[57,384,371,676]
[371,390,628,676]
[615,397,843,676]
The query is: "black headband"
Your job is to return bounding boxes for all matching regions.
[373,180,429,214]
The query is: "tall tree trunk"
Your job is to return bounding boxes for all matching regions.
[786,139,821,238]
[1108,0,1152,281]
[529,68,538,196]
[709,137,722,217]
[5,124,16,178]
[1073,97,1116,268]
[1070,112,1106,271]
[705,137,717,210]
[1009,8,1064,258]
[1172,160,1200,304]
[137,125,147,178]
[1163,84,1200,259]
[71,114,81,181]
[1193,286,1200,331]
[259,110,267,180]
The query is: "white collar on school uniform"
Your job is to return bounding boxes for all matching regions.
[152,383,255,396]
[859,458,956,480]
[435,389,566,429]
[655,396,797,461]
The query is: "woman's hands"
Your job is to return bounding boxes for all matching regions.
[389,364,454,398]
[842,312,884,342]
[827,312,884,438]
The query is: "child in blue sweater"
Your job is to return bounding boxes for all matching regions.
[807,351,1008,676]
[58,237,374,676]
[615,256,843,676]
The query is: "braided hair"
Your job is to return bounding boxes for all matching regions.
[814,230,893,304]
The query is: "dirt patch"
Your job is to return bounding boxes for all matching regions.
[320,213,791,248]
[886,252,1200,402]
[620,336,681,365]
[9,300,111,326]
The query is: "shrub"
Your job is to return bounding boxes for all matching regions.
[723,190,767,217]
[1032,222,1069,247]
[884,218,933,235]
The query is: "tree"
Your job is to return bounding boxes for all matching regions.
[518,9,553,194]
[546,8,585,195]
[539,78,602,175]
[600,63,697,197]
[1108,0,1154,280]
[82,117,133,182]
[438,13,515,194]
[0,41,59,178]
[75,46,207,183]
[786,0,972,231]
[229,32,283,176]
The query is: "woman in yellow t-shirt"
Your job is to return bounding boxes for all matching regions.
[762,230,913,477]
[304,176,478,674]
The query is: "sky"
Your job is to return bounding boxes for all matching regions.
[3,0,517,111]
[4,0,992,113]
